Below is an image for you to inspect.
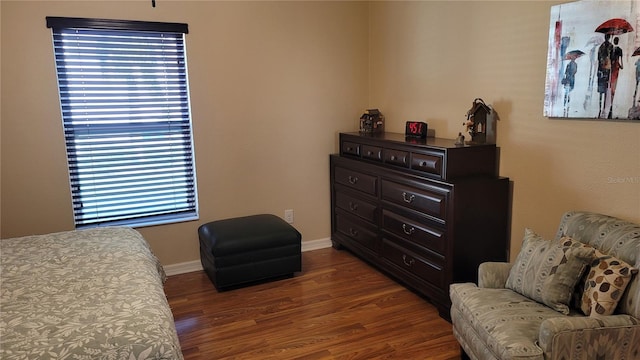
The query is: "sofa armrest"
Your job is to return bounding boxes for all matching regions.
[477,262,513,288]
[539,315,640,359]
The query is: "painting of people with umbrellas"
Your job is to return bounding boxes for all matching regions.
[544,0,640,120]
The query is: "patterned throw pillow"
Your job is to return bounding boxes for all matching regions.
[580,249,638,316]
[506,229,595,315]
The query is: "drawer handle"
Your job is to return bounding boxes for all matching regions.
[402,224,415,235]
[402,254,415,267]
[390,155,396,161]
[349,202,359,211]
[420,161,428,167]
[402,192,415,203]
[349,228,359,237]
[348,175,359,185]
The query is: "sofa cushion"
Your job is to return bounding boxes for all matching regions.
[450,282,564,359]
[554,211,640,320]
[506,229,594,315]
[580,249,638,316]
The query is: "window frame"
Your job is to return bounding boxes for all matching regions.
[47,16,199,229]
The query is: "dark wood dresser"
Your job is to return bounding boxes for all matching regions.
[330,132,510,319]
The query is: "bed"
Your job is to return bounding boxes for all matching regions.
[0,227,184,360]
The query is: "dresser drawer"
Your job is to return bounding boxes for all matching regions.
[341,141,360,156]
[380,179,448,221]
[335,190,378,223]
[383,148,410,168]
[336,212,378,251]
[362,145,382,162]
[381,238,444,289]
[381,210,445,255]
[411,152,443,177]
[334,166,377,196]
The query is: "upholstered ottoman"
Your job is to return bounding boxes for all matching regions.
[198,214,302,291]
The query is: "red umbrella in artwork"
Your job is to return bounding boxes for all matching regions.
[595,18,634,35]
[564,50,585,60]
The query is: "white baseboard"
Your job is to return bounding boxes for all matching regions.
[302,237,332,252]
[164,260,202,276]
[163,237,333,276]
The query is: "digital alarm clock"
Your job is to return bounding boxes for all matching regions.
[405,121,428,139]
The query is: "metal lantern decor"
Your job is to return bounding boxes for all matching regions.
[359,109,384,134]
[464,98,495,144]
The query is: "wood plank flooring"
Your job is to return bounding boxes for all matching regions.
[164,247,462,360]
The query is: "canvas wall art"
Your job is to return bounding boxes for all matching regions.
[544,0,640,120]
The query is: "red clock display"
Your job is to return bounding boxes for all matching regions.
[405,121,428,138]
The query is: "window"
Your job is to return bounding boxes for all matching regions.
[47,17,198,228]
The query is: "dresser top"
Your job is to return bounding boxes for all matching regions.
[341,132,495,150]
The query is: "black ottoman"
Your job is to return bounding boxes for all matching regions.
[198,214,302,291]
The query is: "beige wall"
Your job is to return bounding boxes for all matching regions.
[2,1,639,266]
[369,1,640,259]
[0,1,369,264]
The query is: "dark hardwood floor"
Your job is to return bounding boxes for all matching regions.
[164,247,462,360]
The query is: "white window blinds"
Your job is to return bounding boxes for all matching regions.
[47,17,198,228]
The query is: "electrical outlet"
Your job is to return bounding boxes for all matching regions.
[284,209,294,224]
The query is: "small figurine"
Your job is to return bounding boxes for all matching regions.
[455,132,465,146]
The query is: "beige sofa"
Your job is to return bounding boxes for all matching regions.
[450,211,640,360]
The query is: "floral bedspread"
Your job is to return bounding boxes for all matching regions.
[0,227,183,360]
